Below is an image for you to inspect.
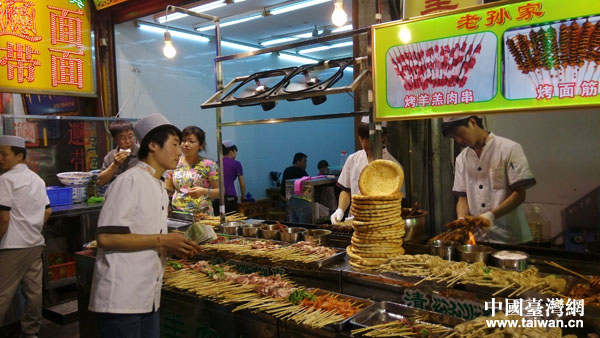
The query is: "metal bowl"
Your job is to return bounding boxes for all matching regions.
[402,208,429,243]
[302,229,331,245]
[280,227,307,243]
[492,250,529,271]
[429,240,460,261]
[260,223,287,240]
[241,224,261,237]
[458,244,493,264]
[221,221,244,236]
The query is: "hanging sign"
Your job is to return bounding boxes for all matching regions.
[372,0,600,120]
[0,0,95,96]
[404,0,481,19]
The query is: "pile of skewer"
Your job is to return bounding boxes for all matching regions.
[505,17,600,95]
[351,320,453,337]
[198,212,247,226]
[164,268,353,328]
[380,255,568,297]
[200,241,336,264]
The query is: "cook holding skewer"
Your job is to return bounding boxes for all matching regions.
[442,115,536,244]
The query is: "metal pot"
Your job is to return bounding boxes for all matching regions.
[221,221,244,236]
[429,240,460,261]
[241,224,261,237]
[260,223,287,240]
[458,244,493,264]
[492,250,529,271]
[280,227,307,243]
[402,208,428,243]
[302,229,331,245]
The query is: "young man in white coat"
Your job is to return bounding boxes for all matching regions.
[89,113,201,338]
[0,135,51,338]
[442,115,536,244]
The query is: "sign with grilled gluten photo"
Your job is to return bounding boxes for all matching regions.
[372,0,600,120]
[0,0,95,96]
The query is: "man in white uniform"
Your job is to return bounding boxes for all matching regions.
[442,115,536,244]
[0,135,51,338]
[330,119,404,224]
[89,114,201,338]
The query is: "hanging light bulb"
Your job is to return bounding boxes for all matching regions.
[331,0,347,27]
[163,31,176,58]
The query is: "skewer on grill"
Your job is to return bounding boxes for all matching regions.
[545,260,600,289]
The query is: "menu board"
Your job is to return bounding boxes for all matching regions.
[372,0,600,120]
[0,0,95,96]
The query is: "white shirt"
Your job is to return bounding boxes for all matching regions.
[453,133,536,244]
[89,162,169,314]
[338,149,405,197]
[0,163,49,249]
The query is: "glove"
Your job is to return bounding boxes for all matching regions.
[330,208,344,224]
[479,211,495,228]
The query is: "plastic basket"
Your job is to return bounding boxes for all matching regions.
[48,261,76,281]
[46,186,73,206]
[47,253,76,281]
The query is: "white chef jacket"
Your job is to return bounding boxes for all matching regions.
[453,133,536,244]
[0,163,49,249]
[337,148,405,199]
[89,162,169,314]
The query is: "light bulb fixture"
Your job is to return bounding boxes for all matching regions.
[331,0,347,27]
[163,31,177,58]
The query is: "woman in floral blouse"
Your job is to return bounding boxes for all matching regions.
[166,126,220,216]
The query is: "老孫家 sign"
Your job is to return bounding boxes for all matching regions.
[0,0,95,96]
[372,0,600,120]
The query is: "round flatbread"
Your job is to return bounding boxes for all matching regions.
[358,160,404,197]
[351,207,402,215]
[353,218,405,227]
[352,193,403,202]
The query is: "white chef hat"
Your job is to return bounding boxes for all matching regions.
[222,139,235,148]
[134,113,173,142]
[442,115,474,123]
[0,135,25,148]
[360,116,388,127]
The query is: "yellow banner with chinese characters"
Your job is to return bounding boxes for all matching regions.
[0,0,95,96]
[404,0,481,18]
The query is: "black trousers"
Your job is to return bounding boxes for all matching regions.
[212,196,238,215]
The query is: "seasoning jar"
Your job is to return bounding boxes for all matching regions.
[526,204,549,243]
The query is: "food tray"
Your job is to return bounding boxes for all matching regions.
[304,288,375,331]
[379,271,442,288]
[460,272,577,299]
[303,249,346,268]
[350,301,464,337]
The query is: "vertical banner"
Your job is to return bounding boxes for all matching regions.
[0,0,95,96]
[372,0,600,120]
[404,0,481,18]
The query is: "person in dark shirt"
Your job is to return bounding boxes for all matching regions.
[280,152,308,197]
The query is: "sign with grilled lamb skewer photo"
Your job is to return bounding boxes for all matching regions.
[372,0,600,120]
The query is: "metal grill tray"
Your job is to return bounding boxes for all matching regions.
[350,301,464,337]
[300,288,375,332]
[198,237,346,268]
[459,272,578,299]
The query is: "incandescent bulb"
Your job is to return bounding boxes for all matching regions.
[331,1,347,27]
[163,31,176,58]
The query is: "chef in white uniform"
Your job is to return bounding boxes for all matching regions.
[330,117,404,224]
[442,115,536,244]
[0,135,51,338]
[89,114,201,338]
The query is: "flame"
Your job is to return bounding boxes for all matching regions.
[467,231,476,245]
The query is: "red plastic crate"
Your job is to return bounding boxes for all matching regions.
[47,253,76,281]
[48,261,76,281]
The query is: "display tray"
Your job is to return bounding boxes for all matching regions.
[198,237,346,269]
[304,288,375,332]
[379,271,440,288]
[458,272,578,299]
[350,301,464,337]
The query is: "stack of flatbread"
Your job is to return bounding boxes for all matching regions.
[346,160,406,270]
